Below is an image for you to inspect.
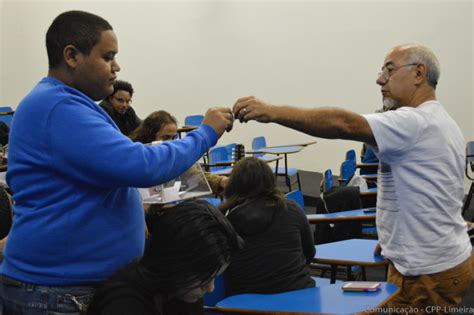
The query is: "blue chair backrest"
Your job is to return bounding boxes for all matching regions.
[340,159,356,185]
[209,146,231,172]
[285,190,305,209]
[252,136,267,158]
[184,114,204,126]
[0,116,13,127]
[0,107,14,127]
[323,169,333,192]
[203,274,227,307]
[345,149,356,162]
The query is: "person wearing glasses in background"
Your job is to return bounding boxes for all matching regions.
[100,80,141,135]
[232,44,472,311]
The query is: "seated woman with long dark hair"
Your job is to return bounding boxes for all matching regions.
[129,110,228,194]
[87,200,242,315]
[220,157,315,295]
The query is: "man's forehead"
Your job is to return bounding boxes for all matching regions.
[95,30,118,52]
[383,49,406,66]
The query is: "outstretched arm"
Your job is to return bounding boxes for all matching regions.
[233,96,376,146]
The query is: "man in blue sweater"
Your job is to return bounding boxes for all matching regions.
[0,10,234,314]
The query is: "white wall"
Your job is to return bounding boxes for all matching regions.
[1,0,473,181]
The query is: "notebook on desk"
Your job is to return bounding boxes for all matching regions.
[138,141,212,204]
[139,163,212,204]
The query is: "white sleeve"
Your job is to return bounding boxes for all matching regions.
[363,108,423,164]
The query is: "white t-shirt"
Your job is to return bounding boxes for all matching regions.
[363,100,472,276]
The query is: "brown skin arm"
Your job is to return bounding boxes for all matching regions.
[233,96,376,146]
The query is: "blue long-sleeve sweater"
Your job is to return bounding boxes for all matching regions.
[1,77,217,285]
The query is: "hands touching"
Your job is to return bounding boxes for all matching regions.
[232,96,274,123]
[202,107,234,137]
[202,96,274,137]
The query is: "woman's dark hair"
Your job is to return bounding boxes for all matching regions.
[220,157,285,212]
[109,80,134,98]
[93,200,242,299]
[46,11,113,69]
[129,110,178,144]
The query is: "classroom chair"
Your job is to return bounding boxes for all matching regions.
[285,190,305,209]
[184,114,204,126]
[252,136,301,192]
[0,106,14,127]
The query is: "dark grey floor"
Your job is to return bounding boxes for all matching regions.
[277,170,474,308]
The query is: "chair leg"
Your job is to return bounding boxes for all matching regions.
[297,172,302,191]
[462,182,474,217]
[330,265,337,284]
[346,266,352,280]
[286,175,292,192]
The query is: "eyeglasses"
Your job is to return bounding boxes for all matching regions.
[378,63,418,81]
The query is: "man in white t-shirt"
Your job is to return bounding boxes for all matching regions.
[232,44,472,310]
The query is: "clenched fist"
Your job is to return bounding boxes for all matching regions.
[202,107,234,137]
[232,96,274,123]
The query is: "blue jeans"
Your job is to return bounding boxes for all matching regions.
[0,276,96,314]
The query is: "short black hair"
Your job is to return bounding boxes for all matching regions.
[46,10,113,69]
[111,80,134,98]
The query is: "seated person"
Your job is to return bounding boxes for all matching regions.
[99,80,141,135]
[87,199,243,315]
[130,110,228,194]
[220,157,315,295]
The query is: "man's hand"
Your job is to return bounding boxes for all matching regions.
[374,242,382,256]
[218,176,229,192]
[202,107,234,137]
[232,96,274,123]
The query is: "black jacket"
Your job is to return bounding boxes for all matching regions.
[99,100,141,136]
[226,198,315,295]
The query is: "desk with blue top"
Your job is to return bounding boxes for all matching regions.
[313,239,386,284]
[216,282,399,314]
[306,207,376,223]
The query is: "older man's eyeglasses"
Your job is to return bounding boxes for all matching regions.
[378,63,418,81]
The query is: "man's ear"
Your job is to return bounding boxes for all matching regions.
[63,45,81,69]
[414,63,427,85]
